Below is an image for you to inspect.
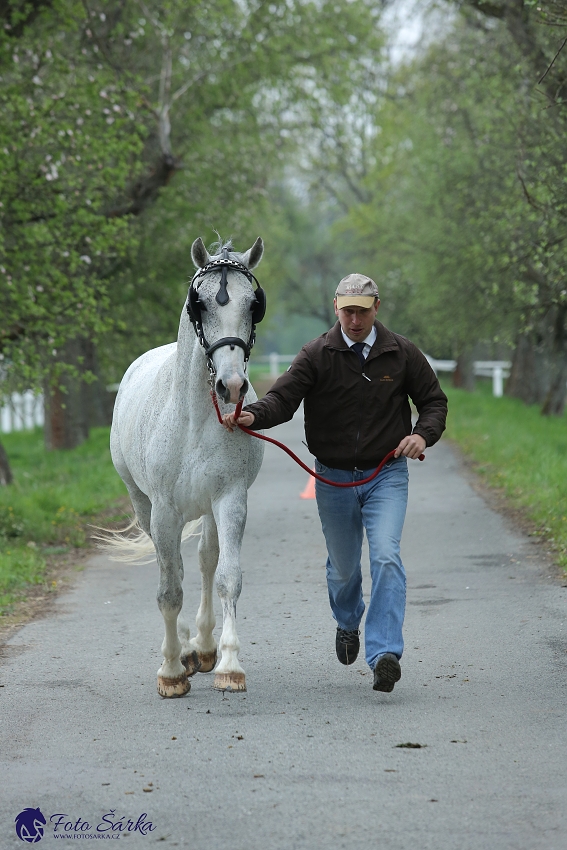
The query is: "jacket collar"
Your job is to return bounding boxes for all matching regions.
[325,321,399,358]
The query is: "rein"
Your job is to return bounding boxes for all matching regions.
[211,392,424,489]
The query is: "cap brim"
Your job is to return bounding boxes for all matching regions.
[335,295,377,309]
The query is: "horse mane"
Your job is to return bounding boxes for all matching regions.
[208,236,234,259]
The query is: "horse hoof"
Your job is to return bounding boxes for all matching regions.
[181,650,202,677]
[213,672,246,692]
[197,650,217,673]
[157,674,191,698]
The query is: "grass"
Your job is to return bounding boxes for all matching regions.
[443,380,567,571]
[247,362,273,386]
[0,427,127,614]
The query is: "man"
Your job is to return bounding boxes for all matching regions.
[223,274,447,693]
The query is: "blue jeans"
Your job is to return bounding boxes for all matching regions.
[314,457,409,669]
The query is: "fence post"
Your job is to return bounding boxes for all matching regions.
[23,390,34,429]
[269,352,280,379]
[493,366,503,398]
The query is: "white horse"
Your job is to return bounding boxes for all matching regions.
[108,237,265,697]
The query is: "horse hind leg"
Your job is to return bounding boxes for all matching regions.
[182,514,219,676]
[128,485,152,539]
[112,433,152,538]
[152,506,191,698]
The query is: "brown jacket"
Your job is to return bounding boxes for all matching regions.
[245,321,448,471]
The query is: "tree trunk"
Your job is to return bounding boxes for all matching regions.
[0,440,13,485]
[452,347,476,391]
[506,329,548,405]
[44,339,90,450]
[541,355,567,415]
[507,332,539,404]
[507,307,567,414]
[541,305,567,416]
[82,338,113,427]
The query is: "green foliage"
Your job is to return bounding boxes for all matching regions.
[0,0,385,393]
[250,184,359,334]
[0,1,146,394]
[0,425,127,612]
[339,20,538,352]
[95,0,384,371]
[445,382,567,569]
[272,3,567,374]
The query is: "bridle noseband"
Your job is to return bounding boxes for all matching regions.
[186,248,266,380]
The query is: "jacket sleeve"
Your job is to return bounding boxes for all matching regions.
[404,343,448,447]
[244,345,318,430]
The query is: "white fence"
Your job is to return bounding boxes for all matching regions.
[253,353,296,378]
[424,357,511,397]
[254,353,512,398]
[0,392,44,434]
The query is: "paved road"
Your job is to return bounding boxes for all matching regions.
[2,413,567,850]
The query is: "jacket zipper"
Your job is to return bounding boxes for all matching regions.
[353,367,365,469]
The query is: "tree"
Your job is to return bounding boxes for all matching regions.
[278,1,567,414]
[0,0,385,447]
[282,16,522,357]
[456,0,567,413]
[0,1,146,447]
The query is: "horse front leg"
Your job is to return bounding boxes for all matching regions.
[211,493,247,692]
[182,513,219,676]
[151,505,190,698]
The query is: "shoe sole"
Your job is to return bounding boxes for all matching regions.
[373,654,401,692]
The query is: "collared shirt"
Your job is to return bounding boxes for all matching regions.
[340,326,377,360]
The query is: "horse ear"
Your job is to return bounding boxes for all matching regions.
[241,237,264,270]
[191,237,211,269]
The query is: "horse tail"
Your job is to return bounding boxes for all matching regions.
[91,517,203,565]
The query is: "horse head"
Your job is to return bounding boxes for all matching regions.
[189,237,265,403]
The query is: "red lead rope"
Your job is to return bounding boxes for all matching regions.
[211,392,424,489]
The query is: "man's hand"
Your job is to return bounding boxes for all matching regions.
[222,411,256,432]
[394,433,426,460]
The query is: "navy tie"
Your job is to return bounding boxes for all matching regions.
[351,342,366,367]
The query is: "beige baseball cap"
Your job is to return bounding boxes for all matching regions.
[335,273,379,308]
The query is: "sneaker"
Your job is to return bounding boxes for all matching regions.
[335,627,360,665]
[373,653,401,692]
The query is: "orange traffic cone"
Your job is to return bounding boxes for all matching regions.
[300,469,316,499]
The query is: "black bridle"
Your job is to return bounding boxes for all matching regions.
[186,249,266,376]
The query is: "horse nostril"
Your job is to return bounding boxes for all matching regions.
[215,379,228,400]
[240,379,249,399]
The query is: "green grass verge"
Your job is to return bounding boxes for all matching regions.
[444,381,567,571]
[0,427,127,614]
[247,363,272,385]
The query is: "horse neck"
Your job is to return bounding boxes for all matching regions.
[174,312,211,409]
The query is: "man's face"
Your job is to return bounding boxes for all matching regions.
[334,298,380,342]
